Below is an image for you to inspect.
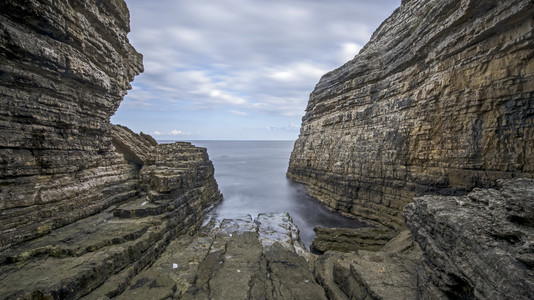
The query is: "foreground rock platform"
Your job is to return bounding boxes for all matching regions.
[115,212,326,300]
[315,230,422,300]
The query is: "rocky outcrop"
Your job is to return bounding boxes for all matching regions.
[0,129,222,299]
[111,213,326,300]
[0,0,223,298]
[0,0,144,249]
[404,178,534,299]
[287,0,534,230]
[314,230,422,300]
[112,125,154,165]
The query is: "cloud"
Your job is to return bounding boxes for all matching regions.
[229,110,248,116]
[268,62,327,83]
[266,123,301,132]
[340,42,363,63]
[116,0,401,140]
[171,130,192,135]
[152,130,191,136]
[122,0,400,117]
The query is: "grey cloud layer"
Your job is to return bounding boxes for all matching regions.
[123,0,400,116]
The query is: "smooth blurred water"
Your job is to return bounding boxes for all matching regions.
[188,140,366,248]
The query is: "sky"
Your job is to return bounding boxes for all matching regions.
[112,0,401,140]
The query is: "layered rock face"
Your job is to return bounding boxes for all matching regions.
[0,0,144,249]
[287,0,534,230]
[0,0,223,298]
[0,132,222,299]
[405,178,534,299]
[311,226,396,254]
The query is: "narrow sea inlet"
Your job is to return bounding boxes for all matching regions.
[186,140,365,248]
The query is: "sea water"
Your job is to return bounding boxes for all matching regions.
[187,140,365,248]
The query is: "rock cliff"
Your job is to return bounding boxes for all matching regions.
[287,0,534,230]
[0,0,222,298]
[0,0,144,249]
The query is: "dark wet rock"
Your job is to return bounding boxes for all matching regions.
[311,226,396,254]
[405,178,534,299]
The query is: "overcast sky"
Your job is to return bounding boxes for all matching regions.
[112,0,401,140]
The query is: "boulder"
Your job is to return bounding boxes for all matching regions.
[314,230,423,300]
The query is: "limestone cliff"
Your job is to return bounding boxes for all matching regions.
[288,0,534,230]
[0,0,222,297]
[0,0,144,249]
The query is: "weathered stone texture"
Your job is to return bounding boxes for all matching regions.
[287,0,534,230]
[112,124,153,165]
[113,213,326,300]
[404,178,534,299]
[0,0,143,249]
[311,226,396,254]
[314,230,422,300]
[0,0,224,297]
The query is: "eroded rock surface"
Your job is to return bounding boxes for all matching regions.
[311,226,395,254]
[405,178,534,299]
[0,0,144,250]
[287,0,534,230]
[118,213,326,300]
[314,230,422,300]
[0,0,222,298]
[0,133,222,299]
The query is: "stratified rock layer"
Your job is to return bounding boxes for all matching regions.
[287,0,534,229]
[0,130,222,299]
[311,226,396,254]
[0,0,144,249]
[404,178,534,299]
[0,0,223,298]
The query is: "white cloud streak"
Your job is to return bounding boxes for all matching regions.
[153,130,192,136]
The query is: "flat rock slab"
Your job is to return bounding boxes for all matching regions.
[311,226,396,254]
[120,212,327,300]
[0,207,169,299]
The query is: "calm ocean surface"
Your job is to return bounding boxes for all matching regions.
[184,140,366,248]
